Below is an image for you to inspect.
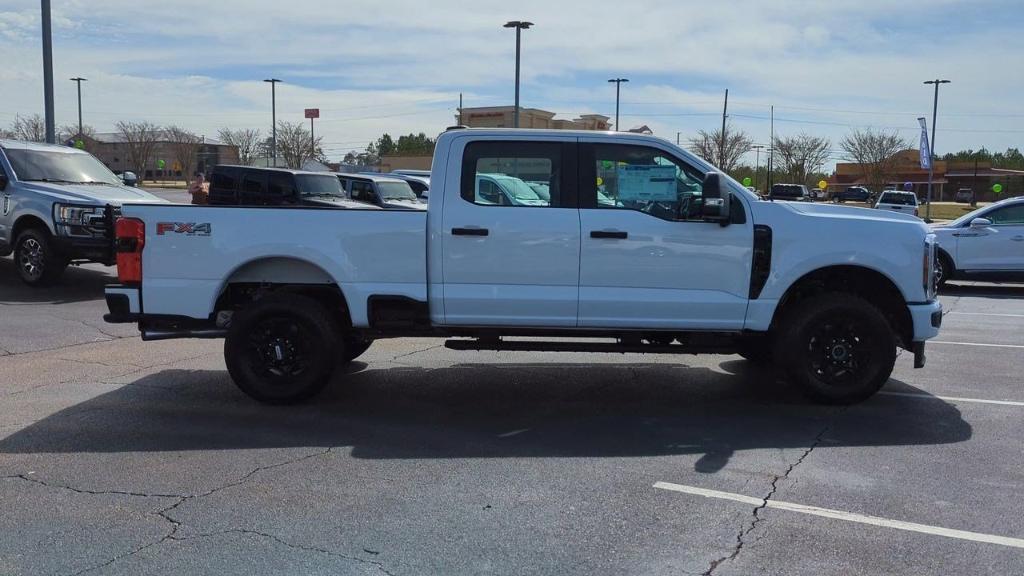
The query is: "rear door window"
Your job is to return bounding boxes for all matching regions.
[240,171,267,205]
[267,172,297,203]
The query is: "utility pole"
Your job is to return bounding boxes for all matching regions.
[676,132,681,146]
[263,79,282,165]
[504,21,533,128]
[752,144,765,191]
[41,0,55,143]
[767,105,774,190]
[923,79,950,220]
[69,77,87,139]
[608,78,628,131]
[719,88,728,168]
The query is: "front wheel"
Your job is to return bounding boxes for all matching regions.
[934,252,953,289]
[775,294,896,404]
[14,228,68,286]
[224,294,341,404]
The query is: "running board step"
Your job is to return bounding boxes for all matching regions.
[443,338,736,355]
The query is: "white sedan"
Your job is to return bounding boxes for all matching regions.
[931,196,1024,286]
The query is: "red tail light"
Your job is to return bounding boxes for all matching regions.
[115,218,145,284]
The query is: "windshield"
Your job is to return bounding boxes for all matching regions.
[296,174,345,196]
[500,177,543,201]
[6,148,120,185]
[878,192,917,205]
[377,181,417,201]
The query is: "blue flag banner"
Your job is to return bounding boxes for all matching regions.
[918,119,931,170]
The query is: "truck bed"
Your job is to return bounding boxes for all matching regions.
[121,204,428,326]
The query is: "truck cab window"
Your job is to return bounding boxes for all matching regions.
[586,144,705,221]
[460,141,563,208]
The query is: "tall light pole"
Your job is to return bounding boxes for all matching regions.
[752,144,766,191]
[608,78,628,131]
[41,0,55,143]
[70,77,87,138]
[503,21,533,128]
[923,79,950,220]
[264,78,282,165]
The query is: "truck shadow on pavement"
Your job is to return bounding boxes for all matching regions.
[0,257,115,305]
[0,360,972,473]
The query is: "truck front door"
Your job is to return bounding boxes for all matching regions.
[576,140,753,330]
[440,139,580,327]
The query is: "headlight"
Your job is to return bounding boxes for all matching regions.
[53,204,106,237]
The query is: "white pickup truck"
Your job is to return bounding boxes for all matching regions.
[104,129,942,405]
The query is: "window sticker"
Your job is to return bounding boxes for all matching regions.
[615,165,677,201]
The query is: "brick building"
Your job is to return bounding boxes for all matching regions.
[88,133,239,179]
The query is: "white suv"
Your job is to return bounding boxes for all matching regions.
[931,196,1024,286]
[874,191,920,217]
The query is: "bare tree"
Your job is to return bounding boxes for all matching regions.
[9,114,47,142]
[840,128,909,191]
[58,124,97,151]
[217,128,261,166]
[275,121,323,169]
[115,121,163,179]
[772,133,831,185]
[688,124,753,172]
[165,125,202,180]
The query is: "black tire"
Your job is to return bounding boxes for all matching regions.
[224,293,342,404]
[14,228,67,286]
[343,337,373,362]
[775,294,896,404]
[935,252,954,289]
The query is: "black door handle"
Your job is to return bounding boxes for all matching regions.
[590,230,628,239]
[452,227,489,236]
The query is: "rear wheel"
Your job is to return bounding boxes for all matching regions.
[224,294,341,404]
[775,294,895,404]
[14,228,68,286]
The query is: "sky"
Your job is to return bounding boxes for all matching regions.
[1,0,1022,168]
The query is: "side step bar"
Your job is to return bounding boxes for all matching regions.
[444,338,736,355]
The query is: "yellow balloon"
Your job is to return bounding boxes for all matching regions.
[818,180,828,189]
[596,177,604,186]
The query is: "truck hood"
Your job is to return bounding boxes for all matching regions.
[18,181,166,205]
[779,200,923,224]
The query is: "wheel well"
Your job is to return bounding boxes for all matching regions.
[215,282,352,328]
[772,265,913,348]
[12,215,51,242]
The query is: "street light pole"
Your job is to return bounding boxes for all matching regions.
[41,0,55,143]
[264,78,282,165]
[752,144,765,191]
[503,21,533,128]
[923,79,950,220]
[607,78,628,131]
[70,77,87,138]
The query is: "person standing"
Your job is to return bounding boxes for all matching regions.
[189,172,209,205]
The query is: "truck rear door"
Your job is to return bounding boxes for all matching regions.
[439,138,580,327]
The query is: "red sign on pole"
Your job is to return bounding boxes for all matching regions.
[304,108,320,119]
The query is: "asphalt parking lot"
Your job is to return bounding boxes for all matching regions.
[1,258,1022,575]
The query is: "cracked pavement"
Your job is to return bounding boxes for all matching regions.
[1,261,1023,574]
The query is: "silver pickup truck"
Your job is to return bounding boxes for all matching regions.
[0,139,163,285]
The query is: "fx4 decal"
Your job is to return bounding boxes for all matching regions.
[156,222,212,236]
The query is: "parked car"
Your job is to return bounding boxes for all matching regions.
[954,188,973,203]
[769,183,811,201]
[338,173,426,210]
[809,188,824,200]
[874,191,920,217]
[931,196,1024,286]
[475,173,550,206]
[105,128,941,406]
[388,172,430,200]
[834,186,872,203]
[0,139,164,286]
[207,166,377,210]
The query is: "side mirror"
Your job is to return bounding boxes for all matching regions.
[0,174,7,191]
[969,217,992,229]
[701,172,731,225]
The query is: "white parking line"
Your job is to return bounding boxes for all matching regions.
[879,391,1024,407]
[946,312,1024,318]
[653,482,1024,549]
[931,341,1024,349]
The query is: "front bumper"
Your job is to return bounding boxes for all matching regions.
[52,235,115,265]
[907,300,943,368]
